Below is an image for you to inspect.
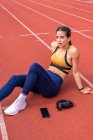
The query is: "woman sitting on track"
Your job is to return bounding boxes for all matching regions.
[0,26,92,115]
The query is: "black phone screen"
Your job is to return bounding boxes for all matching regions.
[40,108,50,118]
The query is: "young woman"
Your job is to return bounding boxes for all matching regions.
[0,26,92,115]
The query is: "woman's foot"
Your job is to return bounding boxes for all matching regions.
[4,99,26,115]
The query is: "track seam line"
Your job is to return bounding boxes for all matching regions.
[0,30,91,40]
[59,0,93,8]
[78,0,93,4]
[27,0,93,23]
[11,0,93,41]
[0,3,93,87]
[18,32,50,37]
[79,73,93,88]
[43,0,93,14]
[0,4,50,49]
[0,103,9,140]
[0,3,92,140]
[72,29,91,32]
[18,30,91,37]
[0,4,93,139]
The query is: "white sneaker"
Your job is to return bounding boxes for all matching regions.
[4,99,26,115]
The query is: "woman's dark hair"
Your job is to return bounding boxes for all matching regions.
[56,26,72,45]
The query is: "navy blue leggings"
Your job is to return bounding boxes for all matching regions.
[0,63,63,101]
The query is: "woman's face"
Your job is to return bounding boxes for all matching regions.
[56,31,70,48]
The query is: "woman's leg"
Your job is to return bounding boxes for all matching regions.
[22,63,62,98]
[0,75,27,101]
[4,63,62,115]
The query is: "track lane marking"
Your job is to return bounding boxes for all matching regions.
[11,0,93,41]
[18,32,50,37]
[0,30,91,40]
[76,0,93,4]
[0,103,9,140]
[0,3,93,88]
[72,29,91,32]
[0,3,93,139]
[59,0,93,8]
[79,73,93,88]
[43,0,93,14]
[27,0,93,23]
[0,4,50,46]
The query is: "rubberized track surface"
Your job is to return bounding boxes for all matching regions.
[0,0,93,140]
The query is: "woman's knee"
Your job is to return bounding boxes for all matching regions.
[10,75,18,80]
[29,63,42,73]
[9,75,19,84]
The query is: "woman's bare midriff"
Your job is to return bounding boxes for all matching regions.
[48,66,68,79]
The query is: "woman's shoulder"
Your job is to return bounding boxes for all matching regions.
[69,45,80,57]
[51,41,58,47]
[51,41,58,52]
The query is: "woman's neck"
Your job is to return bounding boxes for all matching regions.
[59,44,69,51]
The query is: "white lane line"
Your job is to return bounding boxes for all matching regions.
[84,1,93,4]
[0,33,50,39]
[36,39,46,41]
[44,0,93,14]
[27,0,93,23]
[78,0,93,4]
[19,30,90,37]
[18,32,50,37]
[0,31,90,39]
[0,30,90,40]
[0,104,9,140]
[79,73,93,88]
[11,0,93,41]
[72,29,91,32]
[0,3,93,88]
[0,4,50,47]
[59,0,93,8]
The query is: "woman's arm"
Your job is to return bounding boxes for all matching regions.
[71,47,92,94]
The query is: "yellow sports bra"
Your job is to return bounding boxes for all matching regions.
[50,46,72,74]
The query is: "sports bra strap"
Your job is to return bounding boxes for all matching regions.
[52,46,59,54]
[65,50,72,68]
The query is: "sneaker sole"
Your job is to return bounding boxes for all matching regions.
[4,105,26,116]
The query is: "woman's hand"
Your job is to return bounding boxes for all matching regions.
[80,87,93,94]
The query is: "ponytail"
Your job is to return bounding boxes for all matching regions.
[69,40,72,45]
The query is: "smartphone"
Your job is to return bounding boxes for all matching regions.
[40,108,50,118]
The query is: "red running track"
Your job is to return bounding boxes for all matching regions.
[0,0,93,140]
